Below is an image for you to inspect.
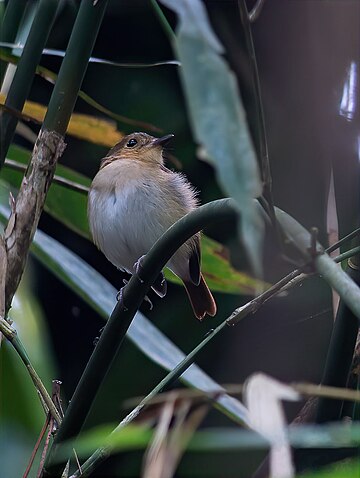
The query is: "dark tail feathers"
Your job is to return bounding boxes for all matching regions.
[183,274,217,321]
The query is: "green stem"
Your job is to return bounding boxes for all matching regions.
[0,316,62,424]
[326,227,360,254]
[44,198,238,477]
[316,265,360,423]
[0,0,27,86]
[70,322,228,478]
[0,0,58,168]
[316,254,360,321]
[43,0,108,135]
[334,245,360,264]
[4,158,89,194]
[150,0,176,42]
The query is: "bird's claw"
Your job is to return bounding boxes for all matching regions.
[93,326,105,347]
[116,285,128,311]
[144,294,153,310]
[134,255,167,298]
[133,255,146,283]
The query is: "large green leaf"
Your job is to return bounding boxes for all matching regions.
[0,196,249,426]
[3,145,263,294]
[159,0,264,275]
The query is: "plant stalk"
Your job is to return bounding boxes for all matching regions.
[0,316,62,424]
[0,0,27,86]
[0,0,58,168]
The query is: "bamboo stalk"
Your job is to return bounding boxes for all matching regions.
[0,0,58,167]
[4,0,108,314]
[0,0,27,85]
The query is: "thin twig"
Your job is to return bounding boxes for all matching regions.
[36,381,63,478]
[0,101,42,124]
[36,416,54,478]
[23,414,51,478]
[124,381,360,409]
[0,315,62,424]
[150,0,176,42]
[327,227,360,254]
[248,0,266,22]
[4,158,89,194]
[334,245,360,265]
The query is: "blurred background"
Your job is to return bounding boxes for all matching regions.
[1,0,359,476]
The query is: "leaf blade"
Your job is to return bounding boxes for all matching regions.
[160,0,264,274]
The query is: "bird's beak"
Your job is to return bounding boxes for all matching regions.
[152,134,174,147]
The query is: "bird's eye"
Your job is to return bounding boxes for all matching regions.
[126,138,138,148]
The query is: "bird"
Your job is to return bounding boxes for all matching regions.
[87,132,217,320]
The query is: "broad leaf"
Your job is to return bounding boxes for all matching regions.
[160,0,264,275]
[0,93,124,147]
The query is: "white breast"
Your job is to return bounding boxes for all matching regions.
[88,161,198,280]
[88,181,159,272]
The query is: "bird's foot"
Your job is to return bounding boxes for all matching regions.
[116,280,129,311]
[116,277,153,310]
[133,255,146,283]
[143,294,153,310]
[134,255,167,298]
[151,271,167,298]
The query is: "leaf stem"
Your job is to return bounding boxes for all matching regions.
[150,0,176,43]
[4,158,89,194]
[0,315,62,424]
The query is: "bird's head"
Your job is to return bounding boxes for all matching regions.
[100,132,174,169]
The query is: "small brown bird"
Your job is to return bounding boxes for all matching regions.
[87,132,217,320]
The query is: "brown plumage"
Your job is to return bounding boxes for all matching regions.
[87,132,216,320]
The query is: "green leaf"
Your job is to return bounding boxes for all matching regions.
[54,421,360,462]
[159,0,264,275]
[3,145,263,294]
[165,235,265,294]
[55,424,152,463]
[3,144,91,238]
[0,192,249,427]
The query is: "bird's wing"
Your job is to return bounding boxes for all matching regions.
[188,235,201,286]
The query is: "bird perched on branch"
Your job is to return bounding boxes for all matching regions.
[87,132,216,320]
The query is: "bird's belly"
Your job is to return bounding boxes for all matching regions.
[89,185,161,272]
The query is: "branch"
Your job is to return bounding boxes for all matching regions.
[4,158,89,194]
[4,130,66,313]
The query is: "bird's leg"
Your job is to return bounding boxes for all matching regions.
[115,279,129,311]
[133,255,167,298]
[117,276,154,310]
